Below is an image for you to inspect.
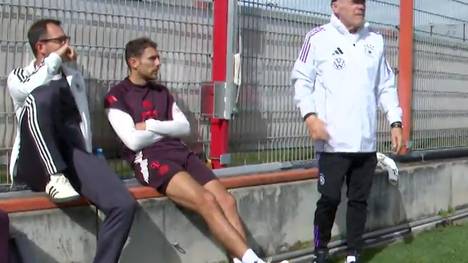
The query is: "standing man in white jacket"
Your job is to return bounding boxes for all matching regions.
[291,1,403,262]
[7,19,136,262]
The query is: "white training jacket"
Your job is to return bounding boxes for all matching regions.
[7,52,92,178]
[291,14,402,153]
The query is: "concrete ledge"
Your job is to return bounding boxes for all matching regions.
[2,158,468,262]
[0,168,317,213]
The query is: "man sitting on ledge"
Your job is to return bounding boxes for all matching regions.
[7,19,136,263]
[105,37,288,263]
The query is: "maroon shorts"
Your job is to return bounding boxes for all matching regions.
[132,148,216,193]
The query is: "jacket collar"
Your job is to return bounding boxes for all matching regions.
[26,59,39,73]
[330,13,369,38]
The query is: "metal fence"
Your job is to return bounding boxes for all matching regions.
[412,0,468,150]
[0,0,213,184]
[0,0,467,186]
[230,0,401,164]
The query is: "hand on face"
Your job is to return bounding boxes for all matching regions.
[39,23,78,62]
[66,43,78,61]
[55,41,78,62]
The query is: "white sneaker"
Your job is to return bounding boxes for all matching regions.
[45,174,80,203]
[345,255,357,263]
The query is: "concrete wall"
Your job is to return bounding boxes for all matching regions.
[5,158,468,263]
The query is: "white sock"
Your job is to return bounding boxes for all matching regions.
[233,258,242,263]
[346,255,357,263]
[242,249,265,263]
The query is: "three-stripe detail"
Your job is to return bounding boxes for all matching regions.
[47,185,59,198]
[23,95,58,175]
[13,68,28,82]
[300,33,313,62]
[13,64,43,83]
[299,27,324,62]
[332,47,344,56]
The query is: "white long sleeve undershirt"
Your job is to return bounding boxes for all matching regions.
[144,103,190,137]
[106,102,190,152]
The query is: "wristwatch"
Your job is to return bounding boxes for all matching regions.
[390,121,402,129]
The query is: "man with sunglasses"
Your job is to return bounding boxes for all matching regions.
[291,1,402,262]
[7,19,136,262]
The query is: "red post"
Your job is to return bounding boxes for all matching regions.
[398,0,414,154]
[210,0,229,168]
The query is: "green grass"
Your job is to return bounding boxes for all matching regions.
[230,148,314,166]
[331,222,468,263]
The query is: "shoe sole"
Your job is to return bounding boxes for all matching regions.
[49,195,80,203]
[46,184,80,203]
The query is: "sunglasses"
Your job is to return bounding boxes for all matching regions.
[39,35,70,44]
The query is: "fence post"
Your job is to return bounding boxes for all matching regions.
[398,0,414,154]
[210,0,230,168]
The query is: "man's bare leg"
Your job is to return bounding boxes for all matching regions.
[204,180,247,242]
[165,171,248,258]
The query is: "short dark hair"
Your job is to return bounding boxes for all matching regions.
[125,37,158,68]
[28,19,61,56]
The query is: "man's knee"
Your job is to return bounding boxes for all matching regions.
[317,194,341,208]
[348,198,368,208]
[217,191,238,214]
[115,195,137,220]
[196,191,218,212]
[348,184,372,204]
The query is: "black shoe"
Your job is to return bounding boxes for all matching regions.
[313,249,329,263]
